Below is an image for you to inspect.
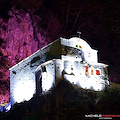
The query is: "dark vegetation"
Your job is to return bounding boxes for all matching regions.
[0,0,120,112]
[1,80,120,120]
[0,0,120,83]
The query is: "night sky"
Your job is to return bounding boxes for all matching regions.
[0,0,120,103]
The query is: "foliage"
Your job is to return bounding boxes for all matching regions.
[0,0,120,106]
[1,80,120,120]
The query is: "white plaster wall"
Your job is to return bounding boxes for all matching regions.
[10,63,37,105]
[54,59,63,79]
[61,37,98,63]
[63,60,108,91]
[41,60,55,92]
[10,45,49,105]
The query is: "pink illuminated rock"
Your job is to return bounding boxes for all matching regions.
[0,8,51,103]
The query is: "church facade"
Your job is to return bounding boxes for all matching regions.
[9,37,109,105]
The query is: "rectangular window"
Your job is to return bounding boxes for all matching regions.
[96,70,100,75]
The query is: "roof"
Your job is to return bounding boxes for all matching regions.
[9,38,60,70]
[9,37,99,70]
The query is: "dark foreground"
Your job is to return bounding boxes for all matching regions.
[1,80,120,120]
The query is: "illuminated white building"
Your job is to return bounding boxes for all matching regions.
[9,37,109,105]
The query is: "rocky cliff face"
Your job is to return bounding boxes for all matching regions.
[0,7,64,103]
[1,8,50,64]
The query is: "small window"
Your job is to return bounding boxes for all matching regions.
[96,70,100,75]
[71,67,73,70]
[42,66,46,72]
[85,66,89,75]
[91,68,94,75]
[79,45,82,49]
